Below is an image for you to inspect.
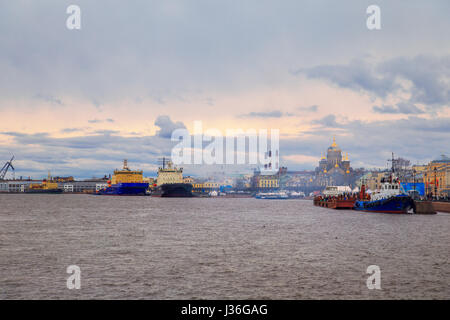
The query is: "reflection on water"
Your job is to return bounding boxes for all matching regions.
[0,194,448,299]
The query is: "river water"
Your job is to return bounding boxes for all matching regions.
[0,194,448,299]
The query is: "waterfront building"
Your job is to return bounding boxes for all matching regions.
[251,149,281,191]
[357,171,386,191]
[283,171,314,189]
[52,176,74,182]
[191,180,231,193]
[0,176,111,193]
[59,180,109,193]
[256,174,279,189]
[422,155,450,197]
[0,179,43,193]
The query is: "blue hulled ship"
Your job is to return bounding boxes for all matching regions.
[354,193,413,213]
[354,154,414,214]
[96,182,149,195]
[96,160,149,196]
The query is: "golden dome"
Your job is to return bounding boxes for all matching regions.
[331,136,338,148]
[328,136,341,151]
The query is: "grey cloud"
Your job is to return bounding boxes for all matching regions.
[297,55,450,110]
[372,103,425,114]
[94,130,120,135]
[60,128,85,133]
[311,114,343,128]
[33,93,63,106]
[297,105,318,113]
[295,59,398,98]
[88,118,115,124]
[379,55,450,106]
[154,115,186,138]
[238,110,292,118]
[372,105,398,114]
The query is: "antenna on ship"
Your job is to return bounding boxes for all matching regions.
[387,152,395,173]
[158,157,170,169]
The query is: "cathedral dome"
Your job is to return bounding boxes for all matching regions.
[327,137,341,152]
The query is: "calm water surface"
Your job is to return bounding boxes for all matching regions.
[0,194,449,299]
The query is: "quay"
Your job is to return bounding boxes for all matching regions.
[413,200,436,214]
[432,201,450,213]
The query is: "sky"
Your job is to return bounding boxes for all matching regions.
[0,0,449,178]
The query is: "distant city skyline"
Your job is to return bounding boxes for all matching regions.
[1,1,449,178]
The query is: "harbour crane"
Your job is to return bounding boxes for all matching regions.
[0,156,15,180]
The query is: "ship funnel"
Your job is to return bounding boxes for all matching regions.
[123,159,128,170]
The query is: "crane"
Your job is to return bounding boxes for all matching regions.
[0,156,15,180]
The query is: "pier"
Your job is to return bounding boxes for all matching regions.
[413,200,436,214]
[432,201,450,213]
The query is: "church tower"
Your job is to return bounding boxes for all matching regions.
[342,152,351,174]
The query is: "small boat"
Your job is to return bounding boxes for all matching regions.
[255,191,289,199]
[288,191,306,199]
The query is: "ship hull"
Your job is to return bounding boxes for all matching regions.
[314,197,356,209]
[96,183,149,196]
[152,183,193,197]
[354,195,413,214]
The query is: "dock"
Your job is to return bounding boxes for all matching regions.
[432,201,450,213]
[413,200,436,214]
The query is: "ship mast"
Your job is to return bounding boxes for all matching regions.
[158,157,169,169]
[387,152,395,173]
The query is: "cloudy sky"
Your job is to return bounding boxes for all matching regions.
[1,0,449,178]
